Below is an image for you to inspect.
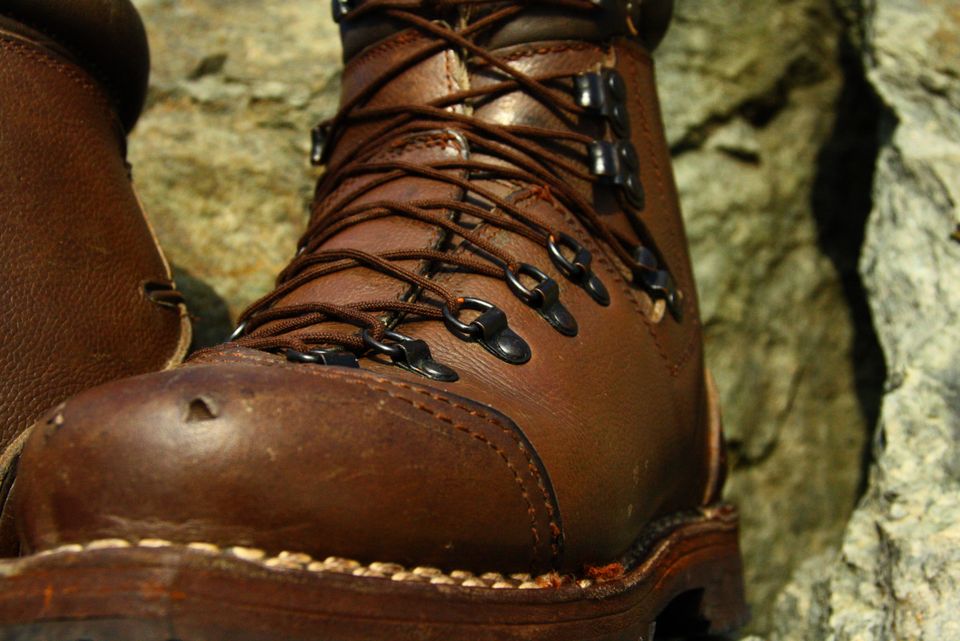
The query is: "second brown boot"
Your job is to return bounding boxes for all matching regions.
[1,1,746,639]
[0,0,190,552]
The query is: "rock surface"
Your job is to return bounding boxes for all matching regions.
[130,0,343,347]
[656,1,877,630]
[127,0,883,634]
[771,0,960,638]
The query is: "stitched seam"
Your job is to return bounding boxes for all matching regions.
[626,51,681,269]
[387,378,561,563]
[0,36,113,119]
[671,316,701,375]
[346,29,425,72]
[39,506,736,589]
[358,380,544,565]
[444,185,536,262]
[492,42,600,64]
[189,353,551,567]
[619,44,698,374]
[0,8,130,120]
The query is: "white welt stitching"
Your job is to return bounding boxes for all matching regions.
[36,539,585,591]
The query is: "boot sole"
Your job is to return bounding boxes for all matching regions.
[0,504,748,641]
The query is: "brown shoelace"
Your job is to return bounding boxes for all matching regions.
[222,0,674,370]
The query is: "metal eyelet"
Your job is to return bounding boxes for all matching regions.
[589,140,645,210]
[574,72,605,110]
[632,246,658,272]
[442,298,531,365]
[609,103,630,139]
[642,270,684,321]
[310,124,331,166]
[618,140,640,172]
[606,69,627,101]
[632,246,684,321]
[606,69,630,138]
[228,322,248,342]
[505,264,578,336]
[590,140,641,176]
[574,69,631,137]
[589,140,619,178]
[286,348,360,369]
[548,233,611,306]
[331,0,354,23]
[361,330,459,382]
[622,172,645,210]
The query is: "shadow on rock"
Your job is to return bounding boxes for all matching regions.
[172,265,234,352]
[810,32,887,498]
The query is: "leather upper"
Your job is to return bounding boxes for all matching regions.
[0,0,150,130]
[13,0,723,576]
[0,9,189,551]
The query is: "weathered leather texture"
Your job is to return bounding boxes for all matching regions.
[18,358,562,571]
[0,0,150,130]
[0,27,189,477]
[14,0,724,577]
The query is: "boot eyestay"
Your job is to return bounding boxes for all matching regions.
[442,298,531,365]
[362,329,459,382]
[505,264,578,337]
[548,233,611,306]
[632,246,684,321]
[286,348,360,369]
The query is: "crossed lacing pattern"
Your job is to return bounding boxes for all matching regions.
[224,0,670,368]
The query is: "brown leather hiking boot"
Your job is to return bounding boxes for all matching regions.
[0,1,747,639]
[0,1,190,553]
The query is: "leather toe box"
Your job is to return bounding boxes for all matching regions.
[14,360,561,573]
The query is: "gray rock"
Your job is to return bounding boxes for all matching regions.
[772,0,960,638]
[130,0,343,347]
[658,0,874,630]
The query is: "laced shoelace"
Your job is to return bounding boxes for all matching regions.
[222,0,680,377]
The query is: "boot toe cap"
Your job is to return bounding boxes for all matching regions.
[14,361,561,573]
